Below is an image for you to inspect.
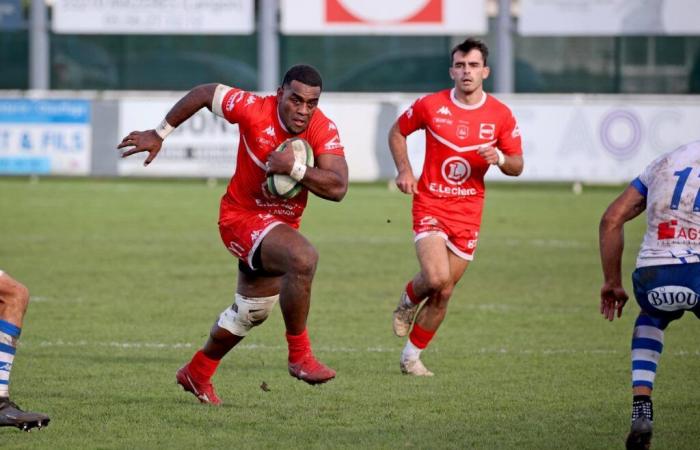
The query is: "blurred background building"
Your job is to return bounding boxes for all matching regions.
[2,0,699,93]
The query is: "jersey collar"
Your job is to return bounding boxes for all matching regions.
[450,88,487,110]
[276,105,291,134]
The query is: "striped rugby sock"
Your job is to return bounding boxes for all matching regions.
[631,314,668,392]
[0,319,21,398]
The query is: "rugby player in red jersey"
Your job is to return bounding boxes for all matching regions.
[118,65,347,404]
[389,38,524,376]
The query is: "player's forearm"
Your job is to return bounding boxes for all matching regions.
[599,219,625,285]
[164,83,218,127]
[302,166,348,202]
[499,154,524,176]
[388,123,412,175]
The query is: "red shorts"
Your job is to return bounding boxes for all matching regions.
[412,205,480,261]
[219,209,293,270]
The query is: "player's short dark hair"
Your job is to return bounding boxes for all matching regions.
[282,64,323,90]
[451,38,489,66]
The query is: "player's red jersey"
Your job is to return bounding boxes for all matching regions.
[398,89,522,227]
[217,87,344,228]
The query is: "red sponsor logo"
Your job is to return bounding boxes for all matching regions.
[657,220,677,240]
[326,0,442,24]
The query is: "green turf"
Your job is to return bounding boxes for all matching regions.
[0,177,697,449]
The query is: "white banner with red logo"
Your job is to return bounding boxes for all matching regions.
[519,0,700,36]
[280,0,486,35]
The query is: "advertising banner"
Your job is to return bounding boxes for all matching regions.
[0,99,91,175]
[118,98,239,178]
[281,0,486,35]
[53,0,254,35]
[481,95,700,183]
[520,0,700,36]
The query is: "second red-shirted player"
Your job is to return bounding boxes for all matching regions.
[389,38,524,376]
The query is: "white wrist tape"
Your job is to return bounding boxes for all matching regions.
[155,119,175,140]
[495,149,505,167]
[290,160,307,182]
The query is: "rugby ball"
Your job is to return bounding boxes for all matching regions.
[266,138,314,199]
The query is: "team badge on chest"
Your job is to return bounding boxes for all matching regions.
[456,124,469,140]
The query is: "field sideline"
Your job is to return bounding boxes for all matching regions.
[0,178,697,449]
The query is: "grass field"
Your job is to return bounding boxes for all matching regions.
[0,177,698,449]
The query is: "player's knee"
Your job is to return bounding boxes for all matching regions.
[423,271,450,293]
[288,245,318,276]
[217,293,279,337]
[0,277,29,313]
[438,284,454,301]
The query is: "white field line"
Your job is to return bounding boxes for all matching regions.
[18,340,700,357]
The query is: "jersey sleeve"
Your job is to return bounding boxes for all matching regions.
[632,158,658,197]
[397,96,428,137]
[215,86,261,126]
[496,109,522,156]
[308,116,345,158]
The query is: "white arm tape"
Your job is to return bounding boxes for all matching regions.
[212,84,233,118]
[290,161,307,182]
[155,119,175,140]
[495,148,506,167]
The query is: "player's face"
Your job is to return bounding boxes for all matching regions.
[277,80,321,134]
[450,49,490,95]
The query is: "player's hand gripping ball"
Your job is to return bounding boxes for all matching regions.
[267,138,314,199]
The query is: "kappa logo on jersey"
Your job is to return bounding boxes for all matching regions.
[225,91,246,112]
[419,216,439,227]
[251,229,261,243]
[647,285,699,311]
[406,106,414,119]
[512,125,521,138]
[0,362,10,371]
[227,241,245,257]
[441,156,471,185]
[264,125,276,138]
[328,122,337,131]
[324,136,342,151]
[437,106,451,116]
[479,123,496,139]
[246,95,257,106]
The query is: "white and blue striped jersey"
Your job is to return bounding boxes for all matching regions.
[631,140,700,268]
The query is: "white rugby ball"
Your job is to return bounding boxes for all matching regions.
[266,138,314,199]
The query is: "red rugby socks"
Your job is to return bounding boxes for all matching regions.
[286,328,311,363]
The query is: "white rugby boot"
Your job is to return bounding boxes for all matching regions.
[392,291,419,337]
[400,356,434,377]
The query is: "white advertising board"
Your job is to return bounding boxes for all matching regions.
[281,0,486,35]
[118,98,239,177]
[485,95,700,182]
[520,0,700,36]
[0,99,91,176]
[53,0,254,35]
[116,93,700,183]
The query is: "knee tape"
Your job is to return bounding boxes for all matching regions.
[217,293,279,337]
